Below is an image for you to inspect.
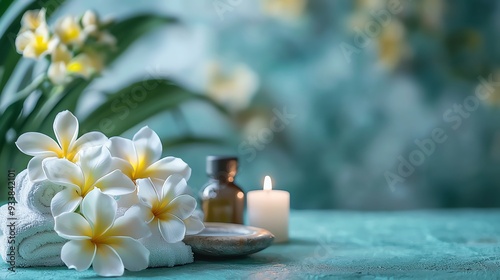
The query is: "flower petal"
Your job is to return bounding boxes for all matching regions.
[166,194,196,220]
[48,61,68,85]
[93,244,124,277]
[122,204,154,224]
[53,110,79,153]
[78,146,112,182]
[80,189,116,237]
[107,214,151,239]
[71,131,107,152]
[50,188,82,217]
[132,126,162,170]
[93,170,135,196]
[110,157,135,179]
[15,31,33,53]
[157,213,186,243]
[27,156,50,182]
[142,157,191,181]
[136,178,159,208]
[116,190,140,208]
[61,240,96,271]
[184,214,205,235]
[106,137,137,169]
[106,237,149,272]
[161,174,189,203]
[54,212,92,239]
[16,132,61,157]
[43,158,84,189]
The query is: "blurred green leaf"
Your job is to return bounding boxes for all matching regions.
[162,136,226,150]
[80,79,228,136]
[107,15,177,63]
[81,79,199,136]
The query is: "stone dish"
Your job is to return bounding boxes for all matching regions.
[183,222,275,257]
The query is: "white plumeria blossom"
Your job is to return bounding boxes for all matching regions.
[54,189,150,277]
[206,61,260,112]
[15,24,57,59]
[44,145,136,217]
[54,15,85,45]
[127,176,204,243]
[20,8,46,31]
[48,43,97,85]
[16,110,107,182]
[82,10,99,35]
[107,126,191,181]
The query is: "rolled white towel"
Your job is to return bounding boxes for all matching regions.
[141,231,194,268]
[14,170,64,215]
[0,205,65,267]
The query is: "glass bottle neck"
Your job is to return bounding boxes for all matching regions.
[209,175,235,183]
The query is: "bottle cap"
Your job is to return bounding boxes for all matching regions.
[206,156,238,178]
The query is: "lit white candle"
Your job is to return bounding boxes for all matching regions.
[247,176,290,243]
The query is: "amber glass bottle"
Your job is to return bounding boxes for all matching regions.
[200,156,244,224]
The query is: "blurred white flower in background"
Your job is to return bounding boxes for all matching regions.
[15,24,56,59]
[206,61,259,112]
[377,20,408,70]
[48,44,102,85]
[81,9,116,48]
[261,0,307,20]
[20,8,46,32]
[54,15,85,45]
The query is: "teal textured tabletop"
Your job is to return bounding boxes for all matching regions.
[1,209,500,279]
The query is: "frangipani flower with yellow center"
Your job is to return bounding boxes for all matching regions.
[127,176,204,243]
[20,8,46,32]
[54,189,150,277]
[107,127,191,182]
[54,15,85,45]
[16,110,107,182]
[107,127,191,207]
[15,24,57,59]
[48,44,101,85]
[43,146,136,217]
[81,10,116,48]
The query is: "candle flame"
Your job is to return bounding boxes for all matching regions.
[263,176,272,191]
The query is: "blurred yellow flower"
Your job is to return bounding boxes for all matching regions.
[48,44,103,85]
[54,15,85,45]
[261,0,307,20]
[378,20,408,70]
[15,24,56,59]
[20,8,46,32]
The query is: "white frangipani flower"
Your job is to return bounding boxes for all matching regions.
[54,189,150,277]
[44,146,136,216]
[15,24,57,59]
[54,15,85,45]
[16,110,107,182]
[127,176,204,243]
[206,61,260,112]
[107,126,191,182]
[82,10,99,35]
[48,44,98,85]
[20,8,46,31]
